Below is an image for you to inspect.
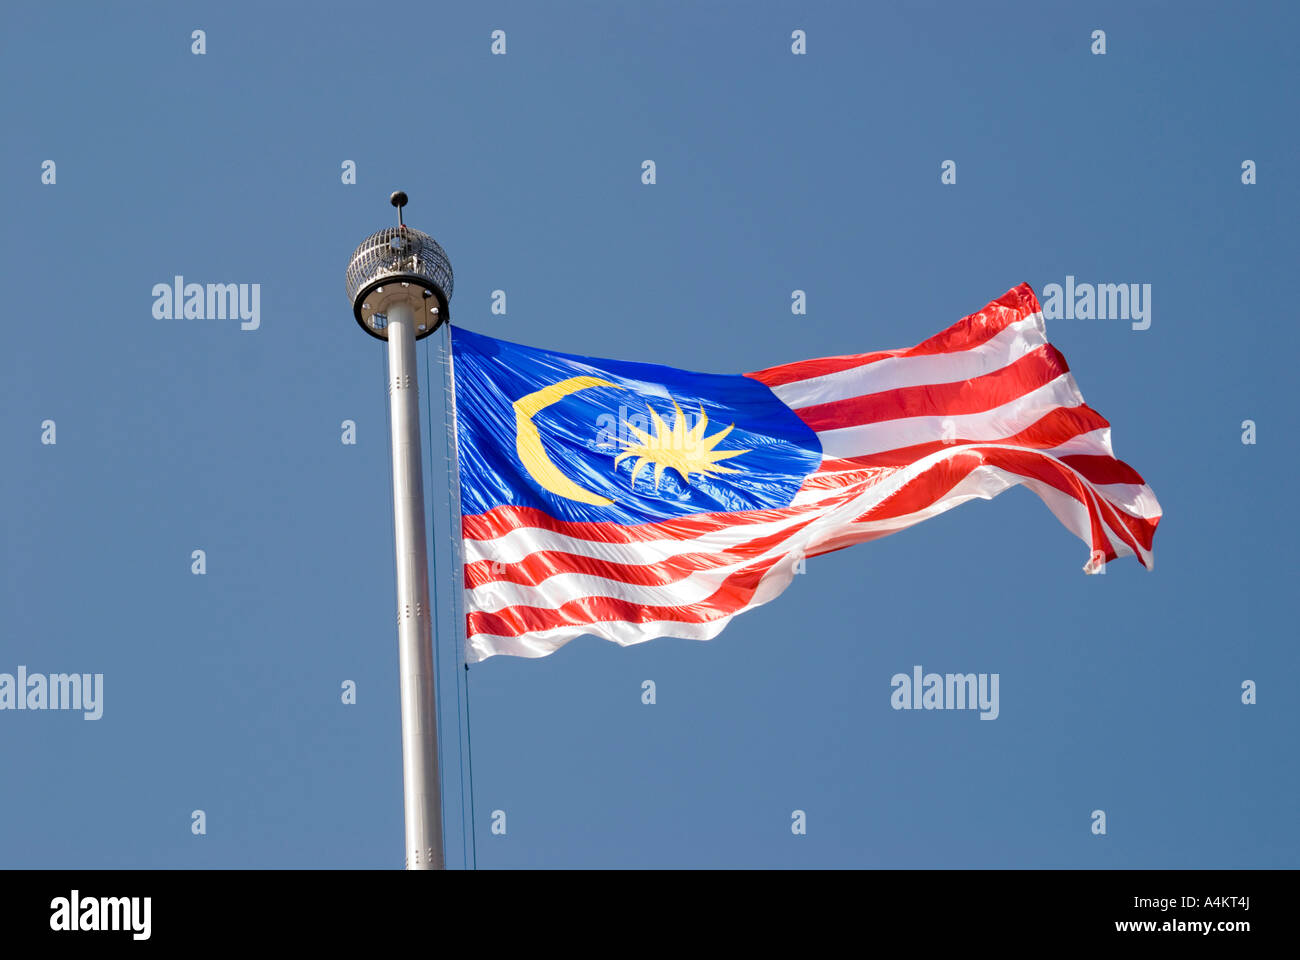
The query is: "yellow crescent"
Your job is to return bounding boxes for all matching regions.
[514,376,623,506]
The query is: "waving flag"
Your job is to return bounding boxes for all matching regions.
[452,284,1161,662]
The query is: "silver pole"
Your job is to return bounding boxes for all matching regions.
[386,299,444,870]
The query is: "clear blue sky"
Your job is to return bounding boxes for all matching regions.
[3,0,1296,868]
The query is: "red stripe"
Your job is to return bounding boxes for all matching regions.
[747,283,1041,388]
[857,452,979,522]
[466,557,782,639]
[802,527,894,559]
[794,344,1069,432]
[798,465,899,495]
[1058,454,1148,487]
[462,493,857,546]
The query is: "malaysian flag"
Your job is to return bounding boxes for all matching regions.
[452,284,1161,662]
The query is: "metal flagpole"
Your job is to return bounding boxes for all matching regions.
[346,192,455,869]
[386,298,443,869]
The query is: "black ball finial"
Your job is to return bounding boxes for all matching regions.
[390,190,408,208]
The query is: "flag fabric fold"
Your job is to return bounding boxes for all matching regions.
[451,284,1161,662]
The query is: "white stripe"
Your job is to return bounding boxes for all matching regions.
[1039,426,1115,459]
[1090,481,1161,520]
[769,314,1046,409]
